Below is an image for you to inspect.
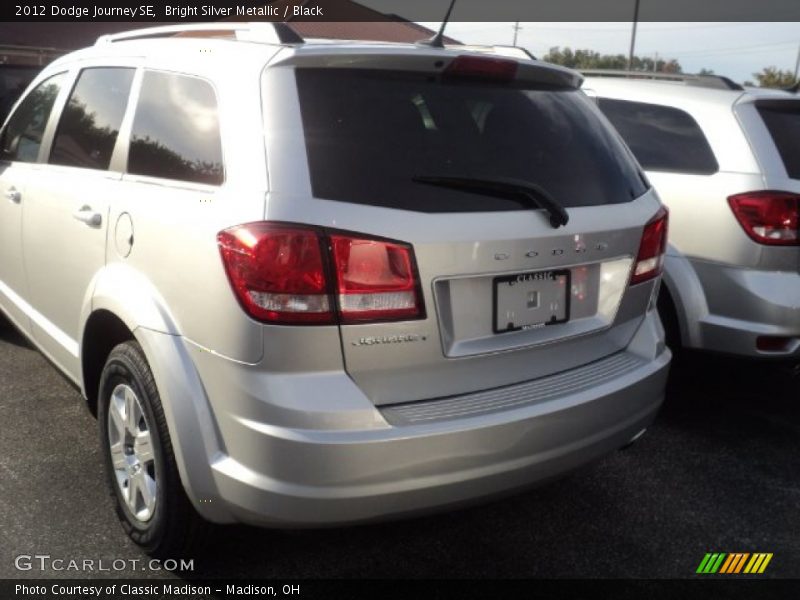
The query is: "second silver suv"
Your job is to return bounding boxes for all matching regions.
[0,24,670,556]
[584,72,800,359]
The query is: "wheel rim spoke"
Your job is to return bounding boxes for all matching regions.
[124,387,139,435]
[137,472,157,517]
[109,391,126,441]
[134,431,154,465]
[109,441,127,470]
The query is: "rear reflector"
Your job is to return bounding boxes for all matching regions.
[218,223,424,325]
[331,235,423,323]
[444,55,518,82]
[631,206,669,286]
[756,336,794,352]
[728,191,800,246]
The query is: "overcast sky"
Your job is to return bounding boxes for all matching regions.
[416,22,800,83]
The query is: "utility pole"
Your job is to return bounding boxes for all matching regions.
[512,21,521,46]
[794,42,800,83]
[627,0,641,71]
[653,51,658,73]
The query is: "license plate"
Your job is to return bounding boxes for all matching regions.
[493,269,570,333]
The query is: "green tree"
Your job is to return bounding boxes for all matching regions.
[542,47,682,73]
[752,66,796,88]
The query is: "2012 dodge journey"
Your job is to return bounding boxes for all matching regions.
[0,23,671,555]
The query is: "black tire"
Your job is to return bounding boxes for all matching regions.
[98,341,208,557]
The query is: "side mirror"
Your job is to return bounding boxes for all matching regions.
[0,132,19,160]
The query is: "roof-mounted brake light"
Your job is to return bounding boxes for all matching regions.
[444,55,518,82]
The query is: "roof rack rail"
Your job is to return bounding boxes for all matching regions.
[580,69,743,91]
[96,22,304,46]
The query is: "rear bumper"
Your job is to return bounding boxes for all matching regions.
[196,314,670,527]
[675,257,800,358]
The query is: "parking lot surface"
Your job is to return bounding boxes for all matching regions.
[1,314,797,579]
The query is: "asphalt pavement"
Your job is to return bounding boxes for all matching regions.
[1,313,798,580]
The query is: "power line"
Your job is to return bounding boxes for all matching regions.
[668,40,798,57]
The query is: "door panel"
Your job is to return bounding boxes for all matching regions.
[23,167,119,375]
[0,163,31,330]
[21,66,134,378]
[0,72,68,332]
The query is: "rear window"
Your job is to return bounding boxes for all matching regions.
[756,100,800,179]
[597,98,718,175]
[295,69,647,212]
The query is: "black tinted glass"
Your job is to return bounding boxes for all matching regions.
[50,67,134,170]
[0,66,41,124]
[0,72,65,163]
[756,100,800,180]
[296,69,647,212]
[598,98,718,175]
[128,71,223,185]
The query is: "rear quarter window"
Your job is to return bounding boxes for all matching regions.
[295,68,647,213]
[756,100,800,179]
[127,71,223,186]
[597,98,719,175]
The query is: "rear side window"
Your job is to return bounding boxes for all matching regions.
[0,72,65,163]
[756,100,800,179]
[598,98,718,175]
[50,67,134,170]
[295,69,647,212]
[127,71,223,185]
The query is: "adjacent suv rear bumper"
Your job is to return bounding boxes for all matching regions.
[667,255,800,358]
[158,311,670,527]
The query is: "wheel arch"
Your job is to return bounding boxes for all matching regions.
[661,248,709,349]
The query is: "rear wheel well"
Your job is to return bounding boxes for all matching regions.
[81,310,135,416]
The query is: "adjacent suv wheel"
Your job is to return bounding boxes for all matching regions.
[98,341,207,557]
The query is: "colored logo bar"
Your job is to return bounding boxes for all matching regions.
[696,553,773,574]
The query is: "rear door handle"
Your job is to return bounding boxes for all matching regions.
[73,205,102,228]
[5,187,21,204]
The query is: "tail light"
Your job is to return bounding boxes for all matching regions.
[217,223,424,325]
[631,206,669,285]
[331,235,423,323]
[728,191,800,246]
[217,223,333,324]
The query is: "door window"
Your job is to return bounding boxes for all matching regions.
[49,67,135,171]
[0,72,66,163]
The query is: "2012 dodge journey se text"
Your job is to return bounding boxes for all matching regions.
[0,23,671,556]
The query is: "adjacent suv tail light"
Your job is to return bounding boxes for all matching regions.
[728,191,800,246]
[631,206,669,286]
[217,223,424,325]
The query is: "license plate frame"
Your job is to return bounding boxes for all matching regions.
[493,269,571,334]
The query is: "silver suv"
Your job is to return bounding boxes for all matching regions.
[583,71,800,358]
[0,24,670,555]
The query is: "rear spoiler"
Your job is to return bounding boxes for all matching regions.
[268,46,582,89]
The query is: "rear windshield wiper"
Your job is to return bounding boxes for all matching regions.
[411,175,569,228]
